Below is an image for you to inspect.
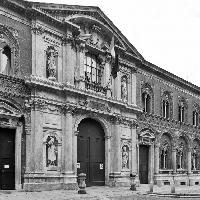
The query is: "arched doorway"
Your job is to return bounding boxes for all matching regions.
[77,118,105,186]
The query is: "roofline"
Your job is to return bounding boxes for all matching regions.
[142,60,200,95]
[2,0,80,31]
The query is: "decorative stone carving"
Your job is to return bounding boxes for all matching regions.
[121,76,128,102]
[89,100,111,113]
[46,46,58,81]
[31,24,45,35]
[139,129,155,145]
[46,135,58,167]
[122,145,129,170]
[43,35,61,47]
[121,139,131,171]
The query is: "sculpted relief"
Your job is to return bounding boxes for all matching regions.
[46,46,58,81]
[46,135,58,167]
[122,145,129,170]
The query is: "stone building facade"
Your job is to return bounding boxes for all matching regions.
[0,0,199,191]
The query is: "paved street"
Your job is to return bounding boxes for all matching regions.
[0,185,200,200]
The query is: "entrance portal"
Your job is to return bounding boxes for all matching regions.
[139,145,149,184]
[77,118,105,186]
[0,128,15,189]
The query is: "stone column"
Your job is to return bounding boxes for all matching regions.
[149,143,155,182]
[172,149,177,173]
[154,143,160,174]
[187,150,192,174]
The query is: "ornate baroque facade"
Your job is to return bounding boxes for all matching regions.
[0,0,199,190]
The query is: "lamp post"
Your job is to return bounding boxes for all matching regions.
[130,173,136,191]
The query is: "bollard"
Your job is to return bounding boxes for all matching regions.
[171,180,175,193]
[78,173,87,194]
[149,180,154,193]
[130,173,136,191]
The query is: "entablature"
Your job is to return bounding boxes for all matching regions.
[25,75,142,115]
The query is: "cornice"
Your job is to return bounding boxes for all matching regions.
[138,112,200,135]
[24,75,142,114]
[138,68,200,101]
[141,60,200,98]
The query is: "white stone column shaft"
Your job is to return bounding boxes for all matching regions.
[172,150,176,173]
[188,150,192,174]
[154,144,160,174]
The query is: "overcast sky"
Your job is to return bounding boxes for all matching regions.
[27,0,200,87]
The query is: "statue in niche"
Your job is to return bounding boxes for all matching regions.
[47,47,57,81]
[122,145,129,169]
[121,76,128,101]
[46,136,58,167]
[192,145,199,170]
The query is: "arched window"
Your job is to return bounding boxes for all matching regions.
[160,134,172,170]
[178,97,187,123]
[193,111,199,127]
[0,25,20,77]
[141,83,153,114]
[176,137,187,170]
[162,100,170,119]
[192,139,200,171]
[193,103,200,127]
[142,92,151,113]
[0,45,11,75]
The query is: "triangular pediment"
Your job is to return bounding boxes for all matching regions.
[28,1,144,61]
[0,101,21,117]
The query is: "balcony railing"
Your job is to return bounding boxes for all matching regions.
[85,81,107,95]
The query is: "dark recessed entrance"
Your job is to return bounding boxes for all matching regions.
[0,128,15,189]
[77,118,105,186]
[139,145,149,184]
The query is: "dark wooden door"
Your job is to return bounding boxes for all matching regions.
[139,145,149,184]
[77,118,105,186]
[0,128,15,189]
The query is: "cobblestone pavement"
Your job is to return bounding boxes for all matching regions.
[0,185,200,200]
